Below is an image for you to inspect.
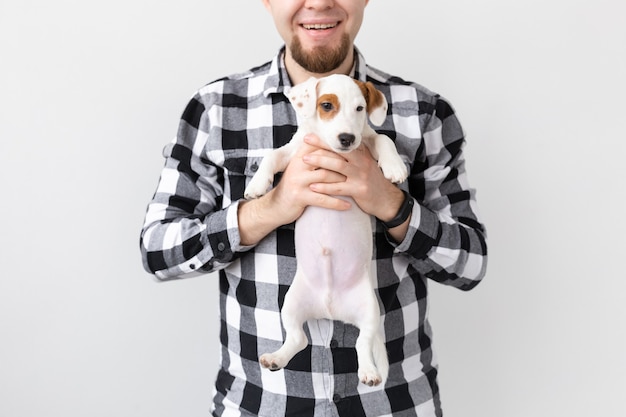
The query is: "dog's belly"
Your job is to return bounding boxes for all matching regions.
[294,197,373,293]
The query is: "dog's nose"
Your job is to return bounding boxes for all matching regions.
[338,133,355,148]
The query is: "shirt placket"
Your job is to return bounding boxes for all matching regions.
[307,319,336,416]
[330,321,348,415]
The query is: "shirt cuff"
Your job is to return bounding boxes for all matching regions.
[226,199,257,254]
[391,200,440,259]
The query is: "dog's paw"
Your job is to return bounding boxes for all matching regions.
[358,366,383,387]
[378,153,408,184]
[380,161,408,184]
[259,353,287,371]
[244,176,272,199]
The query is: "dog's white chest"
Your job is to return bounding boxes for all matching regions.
[294,197,373,292]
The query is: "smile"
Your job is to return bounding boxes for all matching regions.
[302,23,338,30]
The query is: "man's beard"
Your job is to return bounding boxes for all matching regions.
[290,33,352,74]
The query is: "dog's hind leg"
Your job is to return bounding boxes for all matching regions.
[259,270,310,371]
[355,318,388,386]
[259,313,308,371]
[371,331,389,384]
[350,286,389,386]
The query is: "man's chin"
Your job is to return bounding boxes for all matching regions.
[290,33,351,74]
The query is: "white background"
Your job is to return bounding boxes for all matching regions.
[1,1,625,416]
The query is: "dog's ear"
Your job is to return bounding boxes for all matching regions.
[286,77,319,119]
[355,80,388,126]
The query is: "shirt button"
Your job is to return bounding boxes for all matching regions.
[330,339,339,348]
[189,263,196,270]
[217,242,226,251]
[333,394,342,403]
[251,162,258,172]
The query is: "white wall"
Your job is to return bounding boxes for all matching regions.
[1,1,624,416]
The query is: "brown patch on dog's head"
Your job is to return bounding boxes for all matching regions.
[317,93,341,121]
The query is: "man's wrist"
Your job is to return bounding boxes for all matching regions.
[238,189,301,246]
[378,190,414,230]
[238,197,277,246]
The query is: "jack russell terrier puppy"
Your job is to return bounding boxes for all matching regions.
[244,74,408,386]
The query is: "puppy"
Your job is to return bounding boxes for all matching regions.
[244,74,408,386]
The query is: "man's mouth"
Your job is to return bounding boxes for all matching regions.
[302,23,338,30]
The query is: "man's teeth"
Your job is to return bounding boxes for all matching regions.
[303,23,337,30]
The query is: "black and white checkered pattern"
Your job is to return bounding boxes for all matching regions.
[140,47,487,417]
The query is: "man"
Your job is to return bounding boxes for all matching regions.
[140,0,487,416]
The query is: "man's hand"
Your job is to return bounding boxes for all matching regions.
[268,137,351,224]
[302,134,411,242]
[238,136,350,246]
[302,135,406,219]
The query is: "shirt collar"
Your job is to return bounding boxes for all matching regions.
[262,46,368,97]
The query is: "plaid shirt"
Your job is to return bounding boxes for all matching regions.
[140,47,487,417]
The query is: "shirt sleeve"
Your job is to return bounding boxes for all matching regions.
[393,96,488,291]
[139,94,253,281]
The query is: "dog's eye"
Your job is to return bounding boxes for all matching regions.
[320,102,334,112]
[356,105,364,112]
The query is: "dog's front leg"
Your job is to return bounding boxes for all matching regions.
[363,132,408,184]
[244,141,298,199]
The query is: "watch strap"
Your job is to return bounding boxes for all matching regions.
[380,190,414,229]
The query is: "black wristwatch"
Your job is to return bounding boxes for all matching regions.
[380,190,414,229]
